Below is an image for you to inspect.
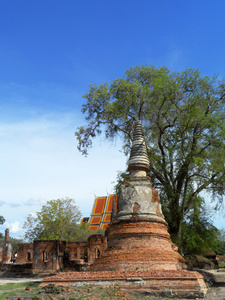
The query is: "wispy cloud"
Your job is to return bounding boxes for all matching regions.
[23,198,46,207]
[8,203,22,208]
[0,82,83,122]
[150,38,186,72]
[0,200,6,207]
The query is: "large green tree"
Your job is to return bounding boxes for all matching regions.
[76,65,225,246]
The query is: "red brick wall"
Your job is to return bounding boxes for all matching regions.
[33,240,66,271]
[16,243,33,264]
[87,234,106,264]
[66,242,88,261]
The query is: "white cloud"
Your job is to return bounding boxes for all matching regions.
[4,221,22,234]
[0,112,126,238]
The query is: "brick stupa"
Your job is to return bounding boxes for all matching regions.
[42,120,207,298]
[90,120,185,272]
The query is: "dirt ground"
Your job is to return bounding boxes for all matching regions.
[0,277,43,285]
[201,286,225,300]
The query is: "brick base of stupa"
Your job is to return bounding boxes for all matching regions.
[40,219,207,298]
[89,218,185,272]
[40,270,207,298]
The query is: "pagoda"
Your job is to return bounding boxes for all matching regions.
[42,120,207,298]
[90,120,185,272]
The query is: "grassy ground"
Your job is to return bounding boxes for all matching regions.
[1,282,225,300]
[0,282,39,300]
[0,283,187,300]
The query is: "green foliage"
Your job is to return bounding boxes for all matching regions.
[114,171,129,195]
[0,216,5,237]
[23,198,105,243]
[219,261,225,268]
[11,237,23,253]
[180,196,222,255]
[216,229,225,255]
[69,221,105,242]
[76,65,225,246]
[0,215,5,225]
[23,197,86,242]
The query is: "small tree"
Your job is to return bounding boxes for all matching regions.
[23,197,83,242]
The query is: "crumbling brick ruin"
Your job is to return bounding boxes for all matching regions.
[0,229,12,264]
[16,243,33,264]
[13,234,107,274]
[0,246,3,262]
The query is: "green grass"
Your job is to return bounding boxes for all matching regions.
[0,282,39,300]
[219,262,225,268]
[2,282,222,300]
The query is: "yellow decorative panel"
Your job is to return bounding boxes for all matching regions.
[101,224,108,230]
[89,225,100,230]
[103,214,111,222]
[93,197,106,215]
[90,216,102,224]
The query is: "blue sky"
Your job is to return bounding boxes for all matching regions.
[0,1,225,238]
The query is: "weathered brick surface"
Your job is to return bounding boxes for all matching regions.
[3,229,12,263]
[16,243,33,264]
[152,189,164,218]
[41,270,207,298]
[87,234,107,264]
[33,240,66,271]
[65,234,106,267]
[216,255,225,266]
[0,247,3,262]
[42,269,204,281]
[66,242,88,260]
[14,235,107,272]
[89,219,185,272]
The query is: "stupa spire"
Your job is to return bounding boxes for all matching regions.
[128,120,149,176]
